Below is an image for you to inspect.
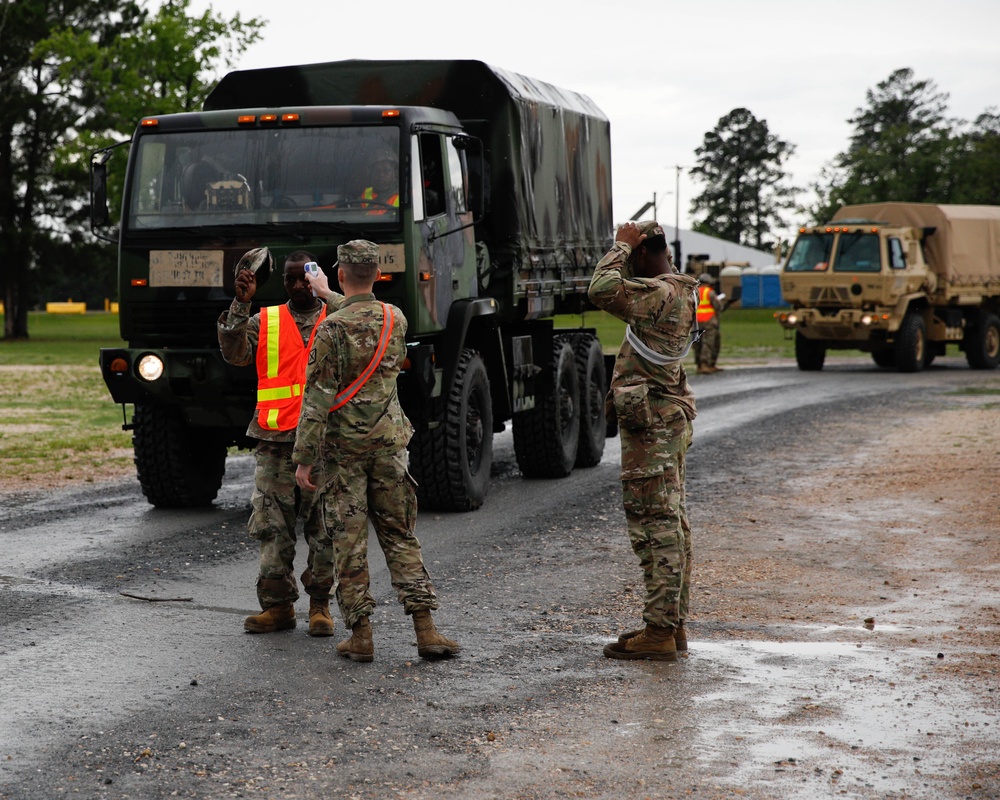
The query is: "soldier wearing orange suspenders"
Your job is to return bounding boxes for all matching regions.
[294,240,460,663]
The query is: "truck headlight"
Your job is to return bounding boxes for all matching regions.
[861,314,873,326]
[137,354,165,382]
[786,313,798,326]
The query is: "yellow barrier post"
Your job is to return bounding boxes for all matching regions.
[46,300,87,314]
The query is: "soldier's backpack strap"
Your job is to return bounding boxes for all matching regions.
[329,303,394,412]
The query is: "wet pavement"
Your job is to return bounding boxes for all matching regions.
[1,360,998,799]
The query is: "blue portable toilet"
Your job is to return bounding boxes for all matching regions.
[760,264,784,307]
[740,266,762,308]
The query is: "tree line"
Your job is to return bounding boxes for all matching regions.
[2,1,998,339]
[0,0,262,339]
[689,68,1000,254]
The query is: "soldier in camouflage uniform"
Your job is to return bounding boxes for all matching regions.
[218,250,344,636]
[588,221,699,661]
[293,240,460,663]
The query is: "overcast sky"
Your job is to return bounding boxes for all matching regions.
[188,0,999,236]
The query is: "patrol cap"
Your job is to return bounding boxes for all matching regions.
[637,220,666,239]
[337,239,379,265]
[699,272,714,283]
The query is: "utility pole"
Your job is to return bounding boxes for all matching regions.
[672,165,686,271]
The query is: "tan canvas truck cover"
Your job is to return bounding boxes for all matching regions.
[832,203,1000,285]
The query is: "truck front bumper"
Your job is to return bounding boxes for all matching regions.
[100,347,255,427]
[775,308,893,343]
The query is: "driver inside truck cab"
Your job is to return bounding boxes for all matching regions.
[361,155,399,213]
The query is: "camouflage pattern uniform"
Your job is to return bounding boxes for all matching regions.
[694,275,722,372]
[588,222,699,630]
[293,241,438,628]
[218,292,343,609]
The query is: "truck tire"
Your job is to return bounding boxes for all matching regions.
[513,336,580,479]
[895,312,926,373]
[871,349,896,368]
[795,332,826,371]
[573,334,607,468]
[964,311,1000,369]
[410,349,493,512]
[132,404,227,508]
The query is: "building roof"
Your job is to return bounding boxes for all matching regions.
[650,224,779,269]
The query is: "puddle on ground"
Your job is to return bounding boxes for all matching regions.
[610,634,996,796]
[1,574,105,598]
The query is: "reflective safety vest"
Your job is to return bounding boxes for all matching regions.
[696,284,717,323]
[361,186,399,214]
[255,304,327,431]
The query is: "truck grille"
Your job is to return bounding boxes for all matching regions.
[809,286,851,306]
[125,301,232,346]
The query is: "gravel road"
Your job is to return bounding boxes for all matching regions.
[1,359,998,800]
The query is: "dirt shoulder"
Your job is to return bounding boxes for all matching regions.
[678,395,1000,798]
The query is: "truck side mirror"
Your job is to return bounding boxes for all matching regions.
[90,142,129,244]
[455,136,486,222]
[91,151,111,228]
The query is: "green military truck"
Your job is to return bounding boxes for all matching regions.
[775,202,1000,372]
[92,60,614,511]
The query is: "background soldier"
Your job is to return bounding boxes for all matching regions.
[694,273,724,374]
[293,240,460,663]
[588,221,699,661]
[218,249,343,636]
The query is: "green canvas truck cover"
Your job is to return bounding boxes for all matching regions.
[205,60,613,273]
[833,202,1000,285]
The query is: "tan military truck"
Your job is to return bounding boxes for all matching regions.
[775,202,1000,372]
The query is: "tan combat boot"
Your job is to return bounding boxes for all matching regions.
[412,610,461,659]
[603,624,678,661]
[618,621,687,652]
[308,598,335,637]
[244,603,296,633]
[336,617,374,662]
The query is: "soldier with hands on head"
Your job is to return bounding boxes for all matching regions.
[293,240,460,663]
[588,220,699,661]
[694,272,724,374]
[218,249,344,636]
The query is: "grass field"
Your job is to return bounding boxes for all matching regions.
[0,312,124,365]
[0,308,800,490]
[556,306,799,361]
[0,313,132,489]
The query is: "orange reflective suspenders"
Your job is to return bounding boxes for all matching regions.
[329,303,395,412]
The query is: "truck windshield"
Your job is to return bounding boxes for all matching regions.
[832,232,881,272]
[126,126,401,231]
[785,233,834,272]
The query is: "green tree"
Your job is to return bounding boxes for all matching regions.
[950,110,1000,206]
[0,0,263,340]
[689,107,798,253]
[813,68,955,222]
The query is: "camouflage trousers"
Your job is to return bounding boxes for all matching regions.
[618,397,693,629]
[248,441,322,610]
[312,448,438,628]
[694,321,720,369]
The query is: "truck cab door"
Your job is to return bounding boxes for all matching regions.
[412,132,478,332]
